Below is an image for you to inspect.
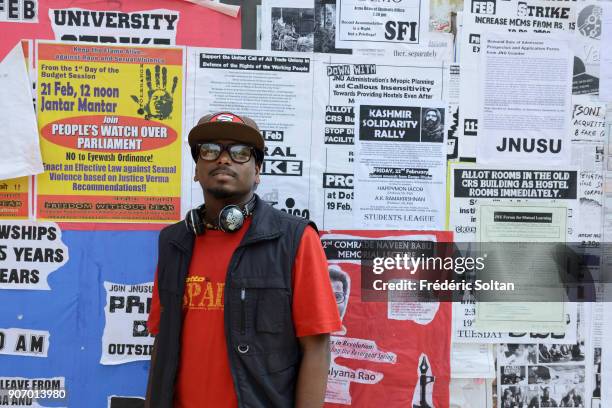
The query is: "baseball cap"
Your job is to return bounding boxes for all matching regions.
[188,112,265,161]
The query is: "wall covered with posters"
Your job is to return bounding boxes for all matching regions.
[1,0,611,407]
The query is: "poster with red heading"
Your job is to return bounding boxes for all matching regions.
[0,0,241,59]
[320,230,452,408]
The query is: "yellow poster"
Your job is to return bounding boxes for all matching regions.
[0,176,30,219]
[36,42,182,223]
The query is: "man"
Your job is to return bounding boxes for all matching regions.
[328,264,350,321]
[146,112,341,407]
[421,108,444,142]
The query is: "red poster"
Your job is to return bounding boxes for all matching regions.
[0,0,241,58]
[321,230,452,408]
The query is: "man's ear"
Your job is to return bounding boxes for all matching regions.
[254,162,261,186]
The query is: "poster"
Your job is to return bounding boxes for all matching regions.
[573,2,602,95]
[448,163,580,343]
[100,281,154,365]
[477,34,573,165]
[0,43,43,180]
[36,42,183,223]
[0,0,241,59]
[0,220,68,290]
[311,55,447,230]
[321,230,451,407]
[184,48,314,218]
[458,0,576,160]
[0,177,30,220]
[261,0,315,53]
[474,204,569,333]
[335,0,429,48]
[354,101,446,230]
[497,304,588,408]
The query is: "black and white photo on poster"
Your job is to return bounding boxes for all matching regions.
[261,0,314,52]
[335,0,429,48]
[101,281,154,365]
[496,304,591,408]
[477,33,573,165]
[458,0,577,160]
[354,100,447,230]
[310,54,447,230]
[314,0,351,54]
[184,48,314,220]
[49,8,179,45]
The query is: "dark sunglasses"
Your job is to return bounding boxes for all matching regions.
[197,142,255,164]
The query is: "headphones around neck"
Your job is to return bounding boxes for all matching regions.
[185,195,257,235]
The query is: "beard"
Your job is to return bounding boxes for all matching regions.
[423,118,438,130]
[206,186,239,200]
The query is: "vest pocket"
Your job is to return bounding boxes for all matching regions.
[256,289,289,333]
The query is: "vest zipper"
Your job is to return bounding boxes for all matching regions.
[240,288,246,335]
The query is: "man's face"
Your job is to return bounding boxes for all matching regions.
[332,280,347,319]
[425,110,438,124]
[194,138,261,200]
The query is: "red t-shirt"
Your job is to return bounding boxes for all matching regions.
[148,220,341,408]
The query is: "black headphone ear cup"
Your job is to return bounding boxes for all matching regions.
[186,208,205,236]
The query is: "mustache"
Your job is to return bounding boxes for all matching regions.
[210,166,238,177]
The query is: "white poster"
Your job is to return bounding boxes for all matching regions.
[571,96,606,171]
[335,0,429,48]
[354,101,446,230]
[0,221,68,290]
[450,378,493,408]
[261,0,314,53]
[458,0,577,160]
[311,55,447,229]
[448,164,579,242]
[0,328,49,358]
[49,8,179,45]
[477,33,573,165]
[497,304,588,408]
[0,44,43,180]
[184,48,314,219]
[100,281,154,365]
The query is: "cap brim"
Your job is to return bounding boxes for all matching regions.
[188,122,264,151]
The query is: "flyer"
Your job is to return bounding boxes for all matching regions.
[311,54,447,229]
[335,0,429,49]
[477,33,573,166]
[321,230,451,407]
[100,281,154,365]
[184,48,314,219]
[497,304,588,408]
[458,0,577,160]
[36,42,183,223]
[354,100,446,230]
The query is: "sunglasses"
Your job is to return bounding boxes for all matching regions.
[197,142,255,164]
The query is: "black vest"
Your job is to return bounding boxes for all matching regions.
[147,197,315,407]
